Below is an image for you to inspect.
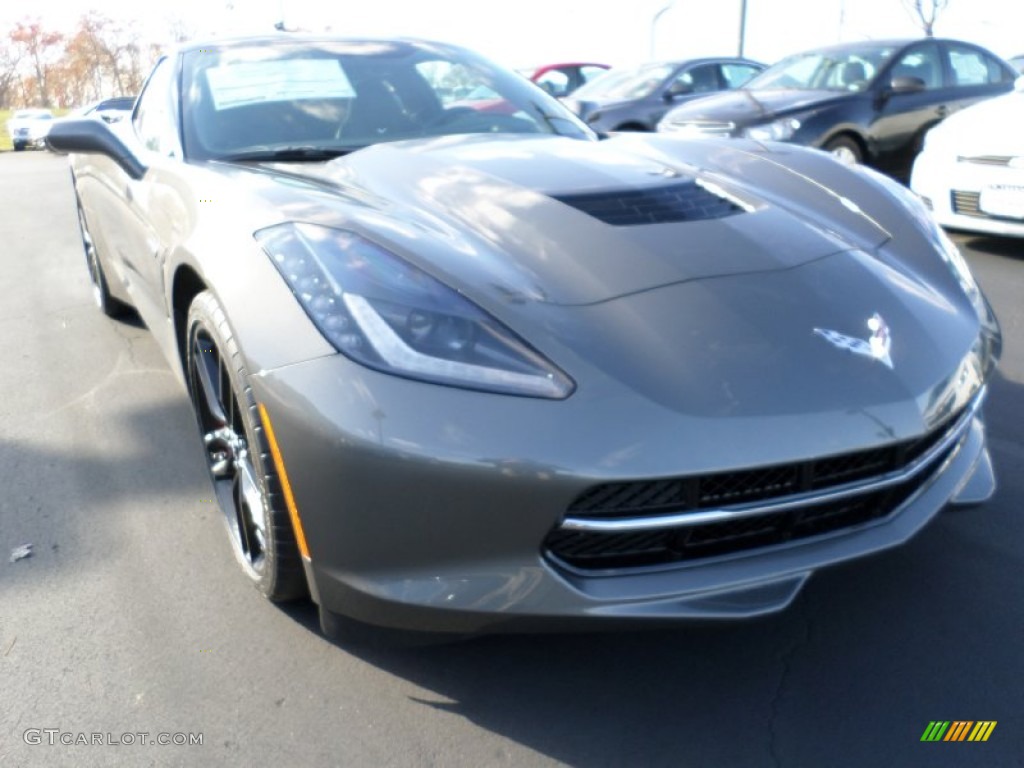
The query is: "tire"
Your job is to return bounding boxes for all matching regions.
[77,200,128,317]
[13,141,25,152]
[823,135,862,165]
[186,291,307,602]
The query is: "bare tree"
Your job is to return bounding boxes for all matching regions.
[9,20,64,106]
[902,0,951,37]
[0,39,22,108]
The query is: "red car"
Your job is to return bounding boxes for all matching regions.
[521,62,612,98]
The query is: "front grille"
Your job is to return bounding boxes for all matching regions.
[552,181,743,226]
[957,155,1014,166]
[545,405,969,571]
[951,190,983,217]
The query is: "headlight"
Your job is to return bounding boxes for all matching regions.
[256,223,574,399]
[743,117,801,142]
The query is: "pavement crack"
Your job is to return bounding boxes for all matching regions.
[768,599,812,768]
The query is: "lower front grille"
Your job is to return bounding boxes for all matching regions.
[545,400,976,572]
[951,190,983,217]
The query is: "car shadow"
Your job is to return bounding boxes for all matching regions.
[956,233,1024,261]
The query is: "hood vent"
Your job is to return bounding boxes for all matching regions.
[552,180,743,226]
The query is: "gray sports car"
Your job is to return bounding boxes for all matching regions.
[47,35,1001,642]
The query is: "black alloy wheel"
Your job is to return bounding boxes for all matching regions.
[186,291,306,601]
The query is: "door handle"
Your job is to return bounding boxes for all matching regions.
[936,105,949,118]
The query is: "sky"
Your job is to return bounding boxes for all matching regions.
[3,0,1021,69]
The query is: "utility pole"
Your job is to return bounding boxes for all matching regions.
[738,0,748,58]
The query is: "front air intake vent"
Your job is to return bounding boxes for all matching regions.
[553,181,743,226]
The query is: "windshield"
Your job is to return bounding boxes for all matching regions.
[181,40,595,161]
[745,46,897,92]
[572,63,675,101]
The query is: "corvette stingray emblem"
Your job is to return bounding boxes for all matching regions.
[814,313,893,369]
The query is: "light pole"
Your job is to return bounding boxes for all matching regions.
[650,2,676,59]
[738,0,748,58]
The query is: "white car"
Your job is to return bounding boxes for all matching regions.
[6,108,55,151]
[911,78,1024,238]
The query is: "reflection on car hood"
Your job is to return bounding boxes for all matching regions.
[664,89,855,125]
[928,91,1024,155]
[248,133,892,307]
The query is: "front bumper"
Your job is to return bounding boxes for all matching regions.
[911,151,1024,238]
[253,350,994,634]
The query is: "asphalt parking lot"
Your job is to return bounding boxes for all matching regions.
[1,150,1022,767]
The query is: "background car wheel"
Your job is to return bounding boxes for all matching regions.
[77,202,127,318]
[13,141,25,152]
[186,291,307,602]
[824,135,862,165]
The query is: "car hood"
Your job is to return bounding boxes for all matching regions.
[663,89,852,125]
[240,133,892,307]
[928,91,1024,155]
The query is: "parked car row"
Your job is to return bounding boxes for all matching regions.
[5,96,135,151]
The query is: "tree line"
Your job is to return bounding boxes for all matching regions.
[1,14,186,109]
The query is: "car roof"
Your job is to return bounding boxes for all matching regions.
[175,34,448,55]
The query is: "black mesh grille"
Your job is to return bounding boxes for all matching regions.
[547,409,965,571]
[951,190,983,217]
[552,181,743,226]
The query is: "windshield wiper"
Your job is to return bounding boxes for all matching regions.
[218,146,357,162]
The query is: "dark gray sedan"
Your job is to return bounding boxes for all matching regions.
[48,35,1000,643]
[565,57,764,132]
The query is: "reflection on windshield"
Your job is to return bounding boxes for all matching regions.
[572,64,674,101]
[181,41,595,161]
[746,46,896,92]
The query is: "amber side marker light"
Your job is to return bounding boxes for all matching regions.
[258,403,311,560]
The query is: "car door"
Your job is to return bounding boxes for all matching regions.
[651,62,724,126]
[117,58,190,344]
[869,42,952,169]
[942,42,1017,115]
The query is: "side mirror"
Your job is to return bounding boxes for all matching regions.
[889,75,926,94]
[46,118,146,180]
[665,82,693,101]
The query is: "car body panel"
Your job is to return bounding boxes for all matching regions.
[48,35,1001,634]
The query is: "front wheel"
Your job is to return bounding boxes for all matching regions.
[824,135,862,165]
[186,291,307,601]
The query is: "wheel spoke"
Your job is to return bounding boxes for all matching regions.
[192,336,229,425]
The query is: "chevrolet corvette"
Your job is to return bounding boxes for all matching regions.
[47,35,1001,641]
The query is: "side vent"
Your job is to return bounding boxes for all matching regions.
[552,181,743,226]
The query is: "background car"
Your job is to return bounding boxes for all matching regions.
[519,62,611,98]
[658,38,1017,174]
[6,108,55,151]
[70,96,137,123]
[564,57,764,132]
[1008,54,1024,74]
[911,76,1024,237]
[48,35,1000,643]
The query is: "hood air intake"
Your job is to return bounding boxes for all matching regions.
[552,180,743,226]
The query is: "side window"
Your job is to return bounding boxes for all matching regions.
[890,44,943,89]
[535,69,571,97]
[674,64,720,94]
[134,59,178,156]
[721,63,760,88]
[579,66,608,84]
[948,45,1008,85]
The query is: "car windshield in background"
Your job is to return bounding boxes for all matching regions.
[572,64,675,101]
[181,40,594,161]
[745,45,898,91]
